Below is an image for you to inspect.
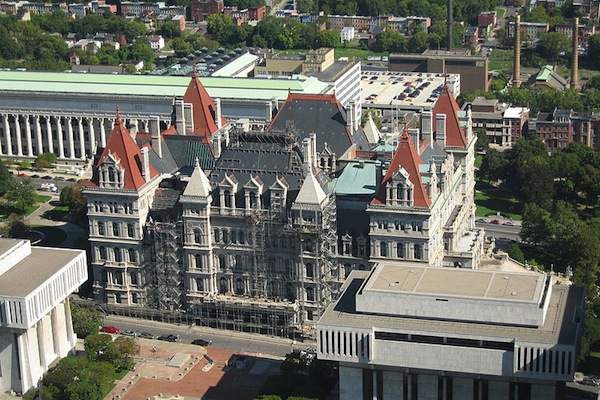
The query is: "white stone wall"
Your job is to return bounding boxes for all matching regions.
[339,365,362,400]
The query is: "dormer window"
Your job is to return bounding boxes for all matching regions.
[98,151,125,189]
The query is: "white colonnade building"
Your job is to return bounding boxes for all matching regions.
[0,239,87,394]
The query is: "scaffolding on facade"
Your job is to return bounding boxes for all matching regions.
[145,220,184,312]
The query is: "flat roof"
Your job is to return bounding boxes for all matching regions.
[320,270,584,345]
[367,264,543,303]
[361,71,458,109]
[0,246,83,298]
[0,70,330,100]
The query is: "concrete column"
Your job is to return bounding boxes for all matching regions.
[36,320,49,370]
[14,115,23,156]
[372,370,377,400]
[45,116,53,154]
[2,114,11,155]
[88,117,96,157]
[25,115,33,157]
[34,116,43,156]
[77,117,85,160]
[56,117,65,159]
[100,118,107,147]
[66,117,75,159]
[63,299,75,348]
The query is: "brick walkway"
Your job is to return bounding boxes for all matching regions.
[106,341,278,400]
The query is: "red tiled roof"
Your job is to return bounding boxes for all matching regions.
[183,70,227,137]
[87,110,159,190]
[371,129,430,207]
[433,84,467,147]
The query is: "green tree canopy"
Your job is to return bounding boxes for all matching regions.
[71,303,103,339]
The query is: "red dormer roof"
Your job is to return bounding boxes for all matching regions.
[183,69,227,137]
[433,84,467,147]
[87,109,159,190]
[371,129,431,207]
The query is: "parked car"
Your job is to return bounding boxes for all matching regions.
[158,334,179,342]
[67,177,77,182]
[17,173,28,177]
[502,221,515,226]
[475,218,487,223]
[41,175,52,180]
[490,220,500,224]
[192,339,212,346]
[121,330,137,337]
[100,325,120,334]
[55,176,65,181]
[31,174,40,178]
[138,332,155,339]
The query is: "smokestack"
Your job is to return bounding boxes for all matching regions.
[447,0,452,51]
[571,17,580,90]
[513,15,521,88]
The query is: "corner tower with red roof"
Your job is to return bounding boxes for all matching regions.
[84,109,163,305]
[367,85,483,269]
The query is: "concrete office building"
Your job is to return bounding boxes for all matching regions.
[317,264,584,400]
[388,49,489,94]
[0,239,87,394]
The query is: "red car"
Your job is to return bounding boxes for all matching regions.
[100,325,120,334]
[490,220,500,225]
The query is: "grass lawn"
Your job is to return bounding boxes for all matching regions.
[495,7,506,19]
[579,353,600,375]
[41,206,69,221]
[489,49,513,72]
[475,190,522,220]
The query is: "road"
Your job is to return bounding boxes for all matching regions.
[103,315,303,358]
[476,221,521,242]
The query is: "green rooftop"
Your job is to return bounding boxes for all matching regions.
[332,161,377,195]
[0,70,330,100]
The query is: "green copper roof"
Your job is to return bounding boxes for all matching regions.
[0,71,330,100]
[333,161,378,195]
[536,65,553,81]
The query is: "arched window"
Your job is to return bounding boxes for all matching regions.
[306,287,315,302]
[235,279,244,295]
[214,229,221,243]
[99,246,107,260]
[396,183,404,200]
[344,263,352,278]
[231,231,237,244]
[127,223,134,238]
[286,283,295,300]
[219,254,227,270]
[249,192,257,209]
[397,243,405,258]
[194,229,202,244]
[380,241,388,257]
[196,278,204,292]
[223,230,229,244]
[235,255,242,269]
[114,247,122,262]
[414,244,422,260]
[224,190,232,207]
[305,263,314,278]
[112,222,119,237]
[195,254,202,270]
[219,277,228,293]
[128,248,136,263]
[98,221,105,236]
[238,231,245,244]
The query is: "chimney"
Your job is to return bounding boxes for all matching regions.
[447,0,453,51]
[421,110,433,147]
[149,116,162,158]
[302,137,312,168]
[408,128,420,149]
[271,97,279,118]
[571,17,580,90]
[174,97,185,134]
[184,103,194,133]
[212,133,222,158]
[141,146,150,182]
[436,114,447,148]
[347,102,354,134]
[310,132,318,166]
[513,15,521,88]
[215,98,222,129]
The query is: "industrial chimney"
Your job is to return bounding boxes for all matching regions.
[513,15,521,88]
[571,17,580,90]
[447,0,453,51]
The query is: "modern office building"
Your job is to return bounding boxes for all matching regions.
[388,49,489,94]
[0,239,87,394]
[317,264,584,400]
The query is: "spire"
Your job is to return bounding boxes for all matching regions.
[191,59,198,79]
[115,105,122,126]
[183,72,227,136]
[432,85,467,147]
[183,157,211,197]
[295,171,327,205]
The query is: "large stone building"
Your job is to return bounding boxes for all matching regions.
[82,70,484,338]
[317,264,584,400]
[0,239,87,394]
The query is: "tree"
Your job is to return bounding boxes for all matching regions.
[0,214,31,239]
[361,108,381,129]
[71,303,102,338]
[85,333,139,370]
[588,33,600,69]
[63,180,88,217]
[158,21,180,39]
[372,29,407,53]
[5,178,36,214]
[520,203,552,247]
[34,152,57,169]
[537,32,571,62]
[0,159,13,195]
[478,148,506,182]
[19,160,32,170]
[475,129,489,152]
[508,243,525,263]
